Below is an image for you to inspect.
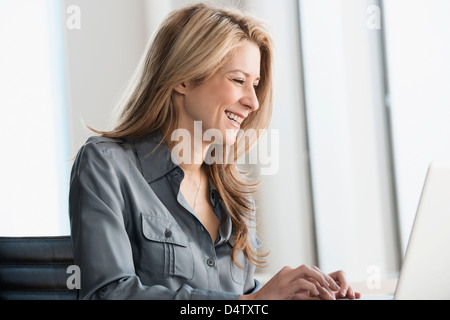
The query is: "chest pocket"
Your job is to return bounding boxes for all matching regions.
[140,214,194,280]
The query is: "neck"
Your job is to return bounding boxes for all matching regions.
[163,121,212,176]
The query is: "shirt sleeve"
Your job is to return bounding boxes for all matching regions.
[69,139,240,300]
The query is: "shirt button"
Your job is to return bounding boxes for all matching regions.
[206,258,215,267]
[210,191,218,204]
[164,230,172,238]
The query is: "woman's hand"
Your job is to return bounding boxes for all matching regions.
[328,270,361,299]
[239,265,341,300]
[239,265,360,300]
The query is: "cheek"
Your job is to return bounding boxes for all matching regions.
[200,88,237,120]
[190,85,231,113]
[185,81,240,139]
[208,90,236,114]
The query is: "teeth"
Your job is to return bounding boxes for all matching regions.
[225,111,243,124]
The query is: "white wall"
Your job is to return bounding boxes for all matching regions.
[64,0,148,157]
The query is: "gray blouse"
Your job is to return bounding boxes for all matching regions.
[69,131,261,300]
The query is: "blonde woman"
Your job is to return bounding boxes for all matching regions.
[69,2,360,300]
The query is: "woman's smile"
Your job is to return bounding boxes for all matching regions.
[225,110,246,128]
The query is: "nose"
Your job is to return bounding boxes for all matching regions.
[241,85,260,112]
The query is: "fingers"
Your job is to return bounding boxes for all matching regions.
[263,266,337,300]
[305,277,336,300]
[293,265,340,292]
[255,265,358,300]
[299,267,361,300]
[295,278,320,297]
[328,270,361,299]
[329,270,350,297]
[311,266,340,292]
[293,291,322,300]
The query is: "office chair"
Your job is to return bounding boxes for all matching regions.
[0,236,78,300]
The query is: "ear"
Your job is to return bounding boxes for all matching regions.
[173,82,188,95]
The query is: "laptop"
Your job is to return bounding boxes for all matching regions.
[360,162,450,300]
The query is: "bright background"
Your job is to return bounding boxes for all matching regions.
[1,0,449,285]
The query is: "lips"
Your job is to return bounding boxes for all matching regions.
[225,111,245,125]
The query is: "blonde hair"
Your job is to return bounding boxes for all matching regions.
[95,2,274,267]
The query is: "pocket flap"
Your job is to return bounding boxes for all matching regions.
[141,214,189,247]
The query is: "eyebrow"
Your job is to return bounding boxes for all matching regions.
[228,69,261,81]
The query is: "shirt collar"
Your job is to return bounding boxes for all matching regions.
[132,130,222,195]
[132,130,178,184]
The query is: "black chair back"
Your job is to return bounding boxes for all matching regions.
[0,236,78,300]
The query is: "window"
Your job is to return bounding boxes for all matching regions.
[383,0,450,253]
[299,0,400,281]
[298,0,450,282]
[0,0,70,236]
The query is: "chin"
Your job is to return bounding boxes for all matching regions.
[211,136,237,147]
[223,129,239,146]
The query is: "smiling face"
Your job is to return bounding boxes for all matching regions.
[173,40,261,146]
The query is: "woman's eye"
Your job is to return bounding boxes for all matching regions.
[233,79,259,91]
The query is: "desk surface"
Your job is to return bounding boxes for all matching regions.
[351,278,398,296]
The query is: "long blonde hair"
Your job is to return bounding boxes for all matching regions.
[95,2,274,267]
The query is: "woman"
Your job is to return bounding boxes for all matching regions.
[69,2,360,300]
